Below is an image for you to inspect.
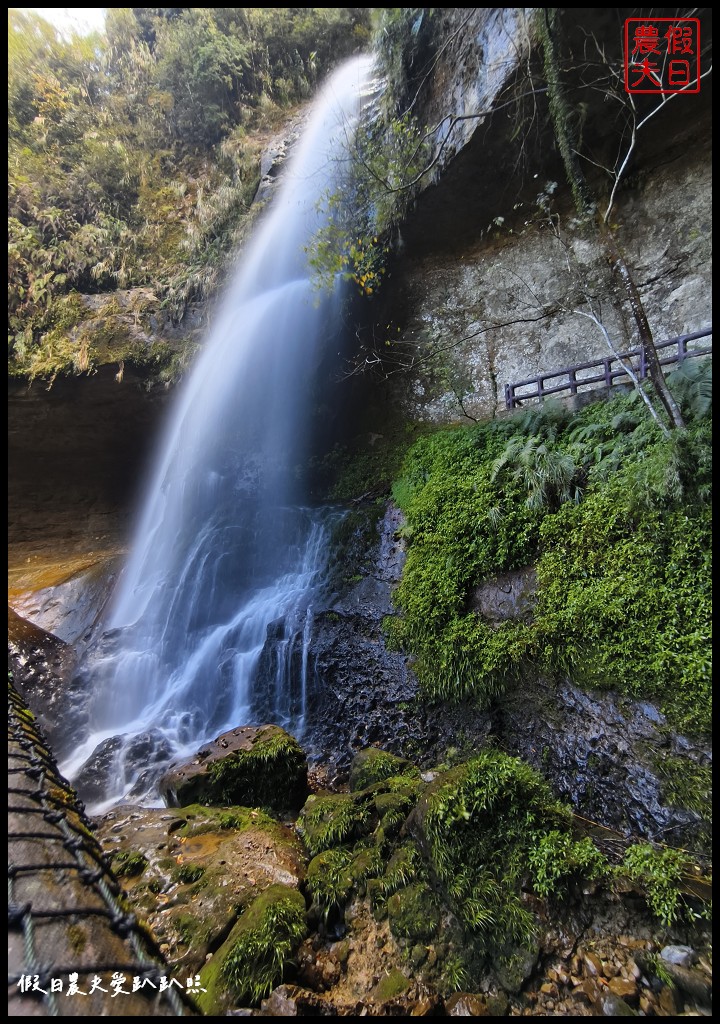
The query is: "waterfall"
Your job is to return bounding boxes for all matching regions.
[63,55,375,807]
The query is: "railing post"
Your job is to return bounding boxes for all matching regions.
[505,383,512,410]
[678,335,687,362]
[604,358,612,388]
[569,368,577,395]
[638,345,647,379]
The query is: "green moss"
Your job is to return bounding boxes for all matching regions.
[307,848,356,911]
[387,882,440,942]
[197,884,306,1013]
[389,392,712,735]
[176,803,286,839]
[349,845,384,886]
[620,843,709,927]
[527,830,610,898]
[297,793,370,857]
[67,923,88,955]
[373,791,416,842]
[203,726,308,814]
[373,967,411,1002]
[376,842,423,901]
[410,750,607,952]
[653,755,712,821]
[172,863,206,885]
[112,850,149,878]
[350,748,414,792]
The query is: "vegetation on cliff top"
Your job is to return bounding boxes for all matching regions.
[8,7,372,382]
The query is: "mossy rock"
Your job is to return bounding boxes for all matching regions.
[111,850,148,877]
[387,882,441,942]
[297,792,371,857]
[371,968,411,1003]
[493,943,541,994]
[94,803,306,974]
[407,750,576,948]
[307,843,385,913]
[159,724,308,814]
[306,849,356,910]
[349,845,384,886]
[196,883,307,1014]
[373,790,417,842]
[349,747,414,792]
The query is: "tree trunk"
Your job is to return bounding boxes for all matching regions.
[600,223,685,428]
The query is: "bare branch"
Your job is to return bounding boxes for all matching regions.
[567,307,670,436]
[352,89,549,196]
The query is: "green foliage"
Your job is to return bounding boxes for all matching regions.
[376,842,424,898]
[440,953,470,994]
[172,862,206,885]
[653,756,712,822]
[306,7,441,297]
[416,751,579,950]
[374,9,438,114]
[305,110,430,296]
[388,390,712,734]
[112,850,148,878]
[621,843,699,927]
[297,793,370,857]
[667,358,712,422]
[535,486,712,734]
[350,748,416,791]
[217,884,307,1005]
[491,435,583,510]
[388,421,544,702]
[527,830,609,898]
[387,882,441,941]
[205,727,307,814]
[8,7,373,381]
[306,848,356,913]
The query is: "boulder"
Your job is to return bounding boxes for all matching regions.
[159,724,308,814]
[93,802,307,973]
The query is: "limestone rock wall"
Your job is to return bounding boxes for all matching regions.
[378,9,712,423]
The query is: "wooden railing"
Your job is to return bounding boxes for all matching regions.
[504,327,712,410]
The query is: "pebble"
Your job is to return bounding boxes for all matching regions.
[661,945,696,968]
[608,977,638,1002]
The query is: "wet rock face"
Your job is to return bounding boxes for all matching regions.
[471,566,537,625]
[381,6,711,425]
[8,365,172,560]
[74,729,176,806]
[93,803,307,976]
[8,607,80,750]
[10,553,123,647]
[496,677,711,848]
[298,501,711,851]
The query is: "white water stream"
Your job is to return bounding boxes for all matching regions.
[63,56,375,806]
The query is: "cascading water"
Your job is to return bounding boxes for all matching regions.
[63,55,375,807]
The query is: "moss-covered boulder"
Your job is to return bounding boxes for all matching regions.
[94,803,306,972]
[349,747,414,792]
[196,883,307,1014]
[370,967,411,1003]
[306,845,384,914]
[159,724,308,814]
[297,792,371,857]
[407,750,599,952]
[387,882,441,942]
